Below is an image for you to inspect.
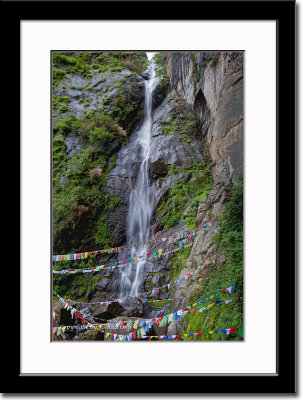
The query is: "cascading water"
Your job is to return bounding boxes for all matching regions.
[118,59,159,298]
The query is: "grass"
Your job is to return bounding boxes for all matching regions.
[180,174,244,341]
[52,111,126,253]
[157,158,212,230]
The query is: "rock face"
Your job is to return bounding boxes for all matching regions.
[164,51,243,181]
[53,68,145,130]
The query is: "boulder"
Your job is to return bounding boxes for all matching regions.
[78,330,104,341]
[92,301,125,320]
[120,308,141,317]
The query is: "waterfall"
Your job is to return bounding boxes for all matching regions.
[118,59,159,298]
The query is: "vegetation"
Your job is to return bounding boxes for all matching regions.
[153,52,170,100]
[53,95,71,113]
[53,254,109,301]
[157,158,212,230]
[53,111,126,253]
[180,174,243,340]
[53,51,148,90]
[160,111,200,145]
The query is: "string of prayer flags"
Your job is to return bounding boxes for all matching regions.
[53,223,220,261]
[54,293,240,341]
[53,242,196,275]
[103,326,240,341]
[53,255,227,306]
[54,287,235,333]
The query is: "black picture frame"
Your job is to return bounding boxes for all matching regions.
[2,0,296,394]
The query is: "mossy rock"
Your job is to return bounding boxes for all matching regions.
[78,330,104,341]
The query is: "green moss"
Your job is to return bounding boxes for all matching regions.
[171,257,187,280]
[53,135,66,172]
[180,175,244,341]
[154,52,167,78]
[53,67,66,88]
[161,112,180,136]
[95,216,111,248]
[106,153,117,173]
[212,174,243,279]
[53,111,125,253]
[148,298,171,307]
[53,255,102,300]
[53,95,71,112]
[157,159,212,230]
[53,51,147,78]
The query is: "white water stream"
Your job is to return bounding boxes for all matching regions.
[119,59,159,297]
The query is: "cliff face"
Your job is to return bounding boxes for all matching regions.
[52,51,243,341]
[165,51,243,181]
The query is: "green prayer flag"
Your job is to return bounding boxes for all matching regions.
[238,326,243,338]
[159,315,169,327]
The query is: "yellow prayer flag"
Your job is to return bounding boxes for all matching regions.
[100,265,105,269]
[158,248,163,255]
[85,252,88,258]
[209,331,214,334]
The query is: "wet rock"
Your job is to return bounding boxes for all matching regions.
[120,308,141,317]
[92,301,125,320]
[141,71,150,80]
[95,277,111,291]
[152,75,169,109]
[149,158,168,180]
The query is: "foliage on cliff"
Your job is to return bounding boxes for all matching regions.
[157,160,212,230]
[181,175,243,340]
[52,51,149,254]
[53,111,125,254]
[53,51,148,88]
